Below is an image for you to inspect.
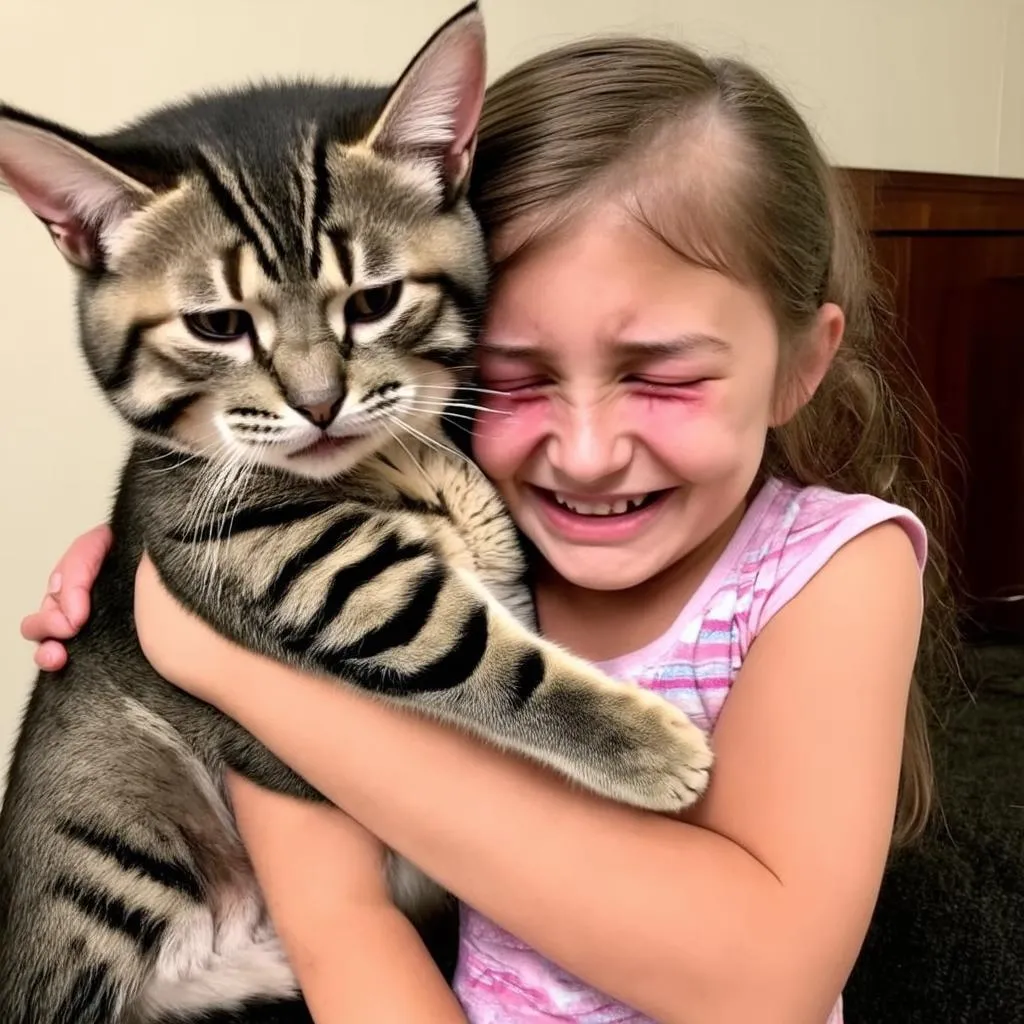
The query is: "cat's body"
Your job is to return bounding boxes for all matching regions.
[0,6,712,1022]
[0,440,524,1021]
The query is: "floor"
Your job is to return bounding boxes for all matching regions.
[844,644,1024,1022]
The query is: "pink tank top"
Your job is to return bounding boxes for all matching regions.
[452,477,929,1023]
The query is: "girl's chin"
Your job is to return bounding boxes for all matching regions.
[533,542,669,592]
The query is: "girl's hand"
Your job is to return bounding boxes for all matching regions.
[20,524,112,670]
[133,552,253,704]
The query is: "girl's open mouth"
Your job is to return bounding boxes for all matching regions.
[531,486,675,541]
[550,490,666,517]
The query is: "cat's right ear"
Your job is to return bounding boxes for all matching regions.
[365,2,486,202]
[0,108,153,271]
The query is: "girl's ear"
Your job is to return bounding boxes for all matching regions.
[771,302,844,426]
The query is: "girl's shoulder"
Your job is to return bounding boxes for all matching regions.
[594,477,927,707]
[738,477,928,639]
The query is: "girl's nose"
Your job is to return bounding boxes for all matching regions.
[546,402,631,485]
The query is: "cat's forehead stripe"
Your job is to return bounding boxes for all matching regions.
[237,245,271,306]
[292,125,317,278]
[307,130,331,279]
[193,149,283,283]
[327,230,353,286]
[221,247,242,303]
[234,167,284,272]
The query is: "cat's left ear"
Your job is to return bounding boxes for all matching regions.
[365,2,486,201]
[0,108,153,270]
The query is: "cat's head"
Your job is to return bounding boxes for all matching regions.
[0,4,487,481]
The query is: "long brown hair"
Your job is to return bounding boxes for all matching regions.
[469,37,958,845]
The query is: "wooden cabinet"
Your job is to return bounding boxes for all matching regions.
[842,170,1024,636]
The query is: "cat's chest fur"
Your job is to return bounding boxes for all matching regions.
[137,437,537,638]
[121,437,533,1014]
[139,872,298,1017]
[364,442,536,627]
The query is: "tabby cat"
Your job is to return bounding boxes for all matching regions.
[0,5,712,1021]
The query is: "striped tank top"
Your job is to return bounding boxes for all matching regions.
[452,476,929,1023]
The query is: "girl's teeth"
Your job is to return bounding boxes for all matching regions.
[553,492,649,516]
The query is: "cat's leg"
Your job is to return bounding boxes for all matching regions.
[232,554,707,812]
[362,568,713,814]
[0,688,301,1024]
[152,507,711,814]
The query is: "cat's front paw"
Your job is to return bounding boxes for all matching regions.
[535,671,713,814]
[607,686,713,813]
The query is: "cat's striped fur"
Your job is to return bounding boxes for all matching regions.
[0,6,712,1022]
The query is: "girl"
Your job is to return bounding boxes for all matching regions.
[22,34,953,1024]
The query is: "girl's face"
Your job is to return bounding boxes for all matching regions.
[472,202,784,592]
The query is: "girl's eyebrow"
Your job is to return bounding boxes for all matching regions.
[477,341,545,357]
[477,334,731,359]
[613,334,732,358]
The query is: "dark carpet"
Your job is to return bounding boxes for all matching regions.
[845,644,1024,1023]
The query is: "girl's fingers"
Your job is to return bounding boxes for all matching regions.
[59,585,92,631]
[21,524,111,671]
[52,524,113,629]
[20,595,75,643]
[34,640,68,672]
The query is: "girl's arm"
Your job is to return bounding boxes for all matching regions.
[226,772,465,1024]
[133,521,924,1024]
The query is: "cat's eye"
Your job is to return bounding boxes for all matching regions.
[345,281,403,324]
[183,309,254,343]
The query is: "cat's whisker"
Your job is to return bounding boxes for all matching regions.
[436,415,503,439]
[405,399,509,416]
[210,453,254,594]
[415,365,478,377]
[190,458,233,594]
[184,447,251,594]
[401,410,487,433]
[402,406,479,424]
[434,418,474,437]
[393,418,475,468]
[414,384,508,398]
[383,421,433,487]
[137,440,221,469]
[150,439,227,471]
[137,447,188,466]
[211,445,267,603]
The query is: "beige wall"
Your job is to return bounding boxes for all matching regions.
[1,0,1022,771]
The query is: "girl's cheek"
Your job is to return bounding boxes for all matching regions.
[471,399,548,478]
[631,396,742,481]
[629,393,702,445]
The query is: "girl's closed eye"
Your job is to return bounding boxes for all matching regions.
[487,376,553,398]
[622,374,710,399]
[477,348,555,400]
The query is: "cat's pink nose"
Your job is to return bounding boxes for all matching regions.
[292,390,342,427]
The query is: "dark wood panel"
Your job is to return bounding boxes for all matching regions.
[839,169,1024,635]
[966,276,1024,631]
[845,168,1024,232]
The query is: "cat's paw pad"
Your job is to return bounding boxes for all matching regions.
[601,686,713,814]
[634,690,713,811]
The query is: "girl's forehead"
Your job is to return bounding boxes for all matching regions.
[491,197,743,291]
[482,207,779,366]
[491,213,762,316]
